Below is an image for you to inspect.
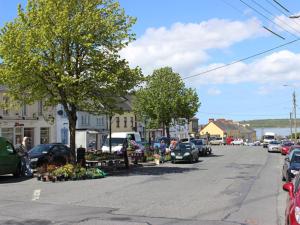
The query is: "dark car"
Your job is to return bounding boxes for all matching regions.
[191,139,212,156]
[0,137,22,177]
[170,142,199,163]
[282,149,300,182]
[283,173,300,225]
[28,143,71,169]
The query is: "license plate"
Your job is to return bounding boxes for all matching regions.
[30,158,38,162]
[176,156,183,159]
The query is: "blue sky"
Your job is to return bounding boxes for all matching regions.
[2,1,300,124]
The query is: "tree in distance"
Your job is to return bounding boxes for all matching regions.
[133,67,200,138]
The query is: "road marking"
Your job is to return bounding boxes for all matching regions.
[32,189,41,201]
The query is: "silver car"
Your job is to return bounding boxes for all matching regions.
[268,140,281,153]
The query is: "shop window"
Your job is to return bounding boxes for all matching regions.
[1,128,13,143]
[40,127,50,144]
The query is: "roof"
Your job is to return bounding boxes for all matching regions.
[213,120,239,132]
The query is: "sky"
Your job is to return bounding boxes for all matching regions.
[1,0,300,125]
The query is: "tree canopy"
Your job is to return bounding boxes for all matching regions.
[0,0,143,157]
[133,67,200,137]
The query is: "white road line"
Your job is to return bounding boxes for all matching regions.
[32,189,41,201]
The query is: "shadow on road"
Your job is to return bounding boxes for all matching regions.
[110,164,205,177]
[0,219,51,225]
[202,154,224,158]
[0,176,33,184]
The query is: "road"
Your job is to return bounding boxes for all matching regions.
[0,145,287,225]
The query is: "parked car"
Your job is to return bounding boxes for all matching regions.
[28,143,71,169]
[226,137,234,145]
[283,173,300,224]
[170,142,199,163]
[209,137,225,145]
[0,137,22,177]
[231,139,244,145]
[191,139,212,156]
[267,140,281,153]
[280,141,294,155]
[282,149,300,182]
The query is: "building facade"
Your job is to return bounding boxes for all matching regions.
[0,86,56,147]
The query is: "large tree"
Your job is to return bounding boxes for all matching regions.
[0,0,142,159]
[133,67,200,138]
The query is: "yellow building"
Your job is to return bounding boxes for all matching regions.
[200,119,256,141]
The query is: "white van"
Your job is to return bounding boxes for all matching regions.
[101,132,141,153]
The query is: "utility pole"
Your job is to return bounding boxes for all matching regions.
[290,112,293,140]
[294,90,297,142]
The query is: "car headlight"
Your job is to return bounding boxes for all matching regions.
[171,152,175,156]
[291,170,299,175]
[295,206,300,223]
[184,152,190,156]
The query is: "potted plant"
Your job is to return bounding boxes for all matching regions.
[153,154,160,165]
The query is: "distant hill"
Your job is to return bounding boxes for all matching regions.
[239,119,300,128]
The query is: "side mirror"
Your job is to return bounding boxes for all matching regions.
[283,182,294,199]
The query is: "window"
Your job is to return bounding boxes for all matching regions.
[131,117,134,128]
[40,127,50,144]
[2,97,9,116]
[22,104,27,116]
[116,117,120,128]
[15,127,23,145]
[124,117,127,128]
[97,117,105,126]
[1,128,13,143]
[38,101,43,116]
[81,115,90,125]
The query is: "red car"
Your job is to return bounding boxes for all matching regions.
[283,173,300,225]
[281,142,295,155]
[283,145,300,156]
[226,137,234,145]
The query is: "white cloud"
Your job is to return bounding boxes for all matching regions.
[186,50,300,87]
[207,88,222,95]
[121,18,262,75]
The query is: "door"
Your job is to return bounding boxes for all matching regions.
[0,139,19,175]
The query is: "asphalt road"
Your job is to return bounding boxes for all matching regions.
[0,145,287,225]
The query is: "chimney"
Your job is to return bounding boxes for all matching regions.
[208,118,214,122]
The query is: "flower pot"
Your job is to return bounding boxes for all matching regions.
[154,158,160,165]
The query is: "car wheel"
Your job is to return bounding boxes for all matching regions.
[282,173,286,181]
[13,163,22,177]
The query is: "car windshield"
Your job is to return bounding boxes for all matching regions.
[176,143,191,150]
[104,138,124,147]
[283,142,293,146]
[292,154,300,163]
[264,135,275,140]
[191,140,203,145]
[29,144,53,154]
[270,141,280,145]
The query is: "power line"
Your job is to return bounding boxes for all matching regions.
[251,0,300,36]
[273,0,290,13]
[183,38,300,80]
[240,0,298,38]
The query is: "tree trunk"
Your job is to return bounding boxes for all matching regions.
[109,114,112,154]
[68,105,77,163]
[166,125,170,138]
[162,122,165,136]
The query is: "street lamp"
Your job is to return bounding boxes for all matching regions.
[283,85,297,141]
